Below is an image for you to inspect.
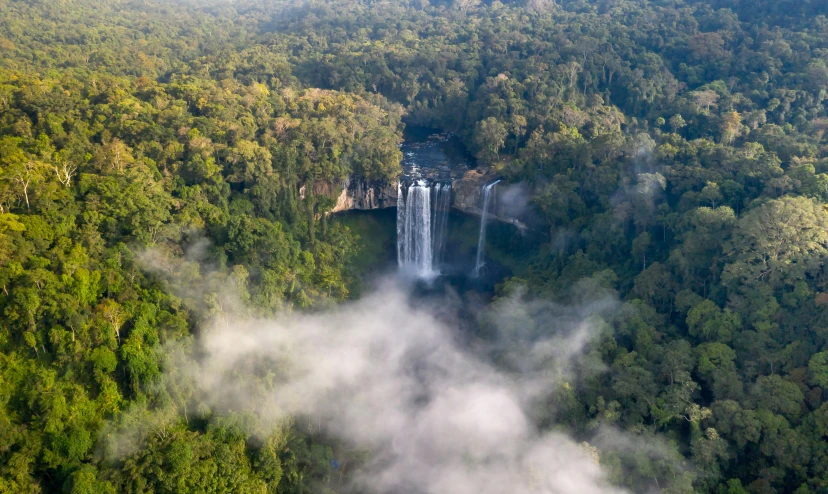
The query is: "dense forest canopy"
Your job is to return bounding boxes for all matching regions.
[0,0,827,492]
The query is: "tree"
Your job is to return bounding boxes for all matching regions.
[0,137,43,210]
[804,60,828,93]
[693,90,720,112]
[688,32,727,63]
[0,212,25,270]
[473,117,507,164]
[696,343,743,401]
[63,465,117,494]
[711,400,762,449]
[631,232,651,271]
[686,300,741,343]
[723,196,828,290]
[509,114,527,155]
[698,182,723,208]
[95,139,135,175]
[751,375,805,420]
[225,140,273,185]
[721,112,743,146]
[808,352,828,389]
[97,299,124,345]
[632,262,676,311]
[669,114,686,134]
[53,154,78,187]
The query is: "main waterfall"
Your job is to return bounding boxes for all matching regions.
[397,180,451,277]
[472,180,500,277]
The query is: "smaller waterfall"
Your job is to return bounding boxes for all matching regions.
[472,180,500,278]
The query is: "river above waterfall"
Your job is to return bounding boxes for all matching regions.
[400,126,473,182]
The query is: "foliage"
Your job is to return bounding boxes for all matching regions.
[2,0,828,492]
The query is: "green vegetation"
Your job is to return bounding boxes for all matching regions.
[1,0,828,492]
[333,208,397,283]
[0,1,404,491]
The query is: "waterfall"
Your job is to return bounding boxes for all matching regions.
[432,183,451,269]
[396,181,406,266]
[397,180,435,277]
[472,180,500,278]
[397,180,452,277]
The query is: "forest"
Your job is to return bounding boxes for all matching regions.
[1,0,827,492]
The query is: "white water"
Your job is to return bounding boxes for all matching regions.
[396,181,406,266]
[432,183,451,269]
[472,180,500,278]
[397,180,436,277]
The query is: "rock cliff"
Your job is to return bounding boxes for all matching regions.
[317,177,397,213]
[322,173,528,231]
[451,170,529,231]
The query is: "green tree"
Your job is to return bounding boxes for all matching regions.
[473,117,507,164]
[723,196,828,290]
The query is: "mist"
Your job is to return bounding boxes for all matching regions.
[150,273,630,494]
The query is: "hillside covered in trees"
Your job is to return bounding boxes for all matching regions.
[1,0,828,492]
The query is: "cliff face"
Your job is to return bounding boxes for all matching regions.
[451,170,528,231]
[317,177,397,213]
[323,173,527,230]
[450,170,488,215]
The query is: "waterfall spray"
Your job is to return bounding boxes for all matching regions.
[472,180,500,278]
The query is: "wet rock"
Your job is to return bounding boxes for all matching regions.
[322,176,397,213]
[451,171,528,231]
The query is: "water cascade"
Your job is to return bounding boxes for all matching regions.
[397,180,452,277]
[472,180,501,277]
[432,183,451,269]
[397,180,433,277]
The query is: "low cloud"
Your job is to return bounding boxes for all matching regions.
[126,242,634,492]
[158,276,628,493]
